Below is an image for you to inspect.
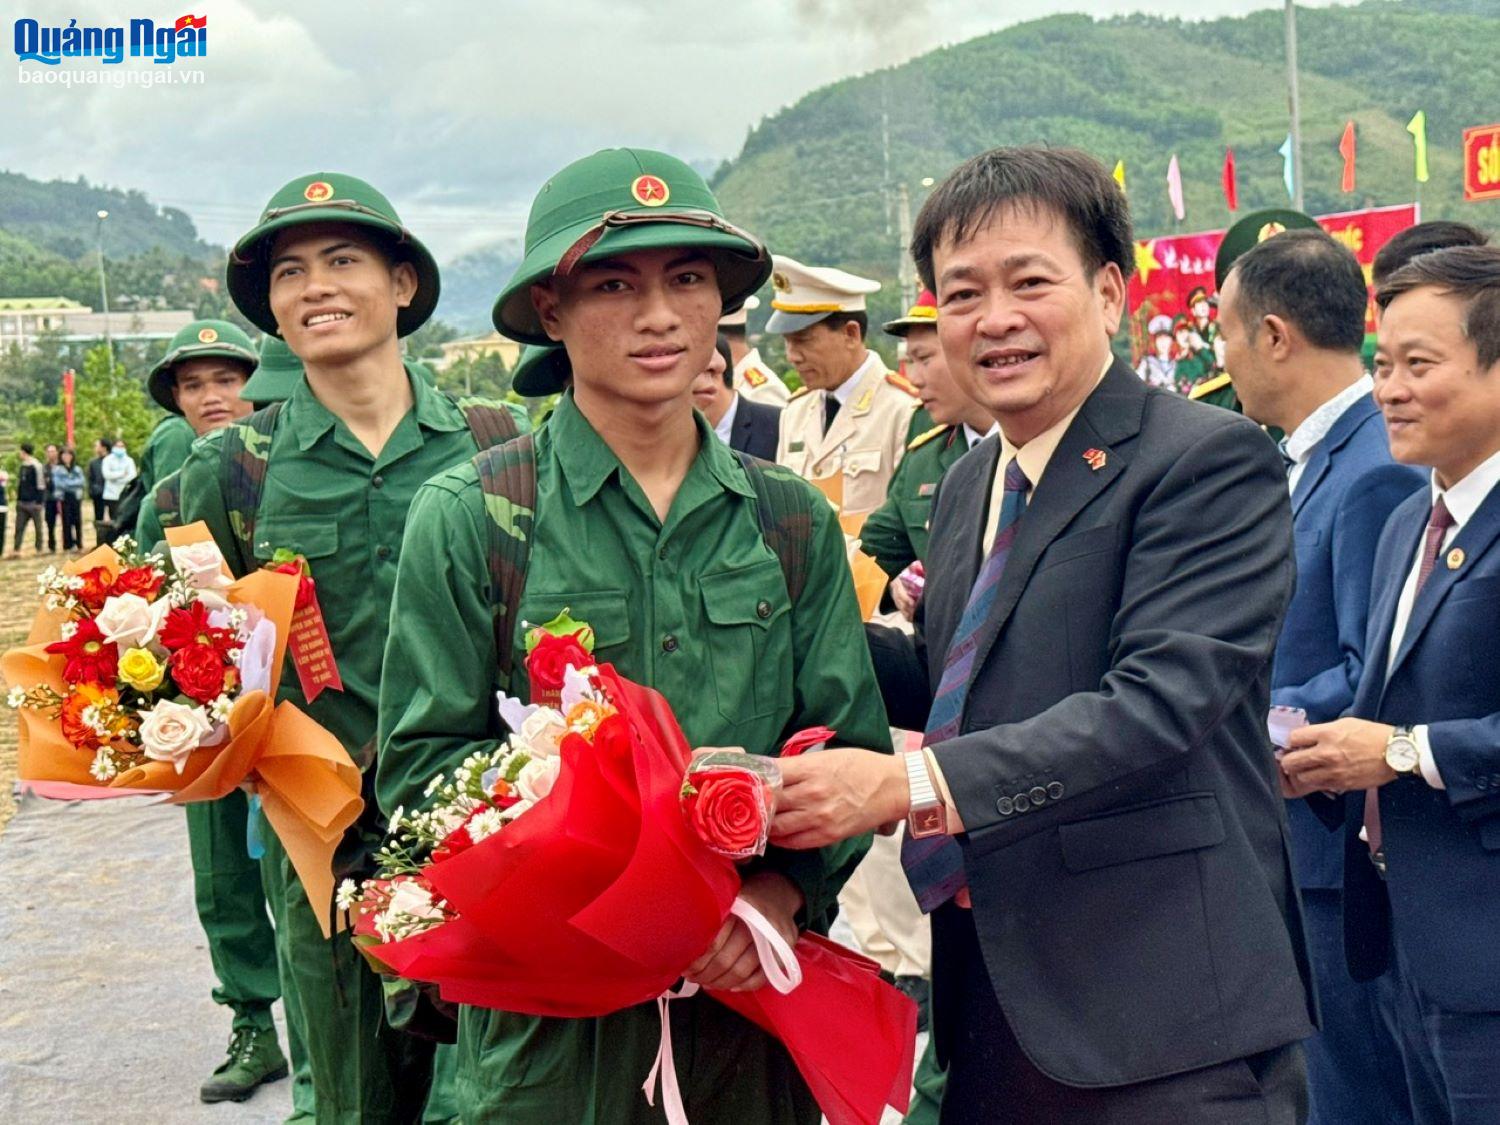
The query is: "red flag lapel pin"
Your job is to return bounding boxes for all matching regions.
[1083,448,1107,471]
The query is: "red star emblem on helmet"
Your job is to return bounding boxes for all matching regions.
[197,327,218,343]
[631,175,670,207]
[303,181,334,203]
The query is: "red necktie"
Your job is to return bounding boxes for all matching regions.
[1366,496,1456,859]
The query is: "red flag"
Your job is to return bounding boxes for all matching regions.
[174,14,207,31]
[62,369,75,447]
[1340,122,1357,193]
[1221,148,1238,212]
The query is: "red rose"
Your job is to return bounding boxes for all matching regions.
[170,643,230,704]
[272,561,317,611]
[779,725,837,758]
[526,632,594,693]
[74,567,114,613]
[687,769,774,858]
[110,566,164,600]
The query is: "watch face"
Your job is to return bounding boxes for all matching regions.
[909,806,947,839]
[1386,738,1420,773]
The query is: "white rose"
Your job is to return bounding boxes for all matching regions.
[377,878,446,941]
[96,593,171,650]
[137,699,214,773]
[518,708,568,759]
[516,755,561,804]
[169,541,232,590]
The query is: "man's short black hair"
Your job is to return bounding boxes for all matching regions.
[715,332,734,388]
[720,323,747,341]
[1227,229,1367,354]
[816,311,868,339]
[20,442,33,455]
[1372,221,1489,289]
[1377,245,1500,370]
[910,146,1133,293]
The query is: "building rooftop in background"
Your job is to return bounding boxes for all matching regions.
[434,331,521,372]
[0,298,194,351]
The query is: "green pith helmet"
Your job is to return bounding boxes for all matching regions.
[148,319,258,413]
[492,148,770,350]
[239,334,304,405]
[511,343,573,398]
[227,172,439,338]
[1215,208,1321,289]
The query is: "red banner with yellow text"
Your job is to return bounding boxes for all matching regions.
[1463,124,1500,203]
[1128,204,1418,374]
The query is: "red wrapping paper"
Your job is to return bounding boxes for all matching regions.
[364,666,914,1124]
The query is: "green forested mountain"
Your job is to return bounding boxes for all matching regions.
[712,0,1500,332]
[0,171,214,260]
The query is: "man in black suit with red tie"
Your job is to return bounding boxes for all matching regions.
[771,147,1314,1123]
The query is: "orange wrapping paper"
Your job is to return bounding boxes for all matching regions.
[0,523,362,936]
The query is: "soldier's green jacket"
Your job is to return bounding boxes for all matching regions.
[859,424,967,578]
[138,414,196,497]
[177,368,497,758]
[376,392,890,1121]
[377,391,890,921]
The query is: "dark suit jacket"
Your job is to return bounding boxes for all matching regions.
[1335,480,1500,1012]
[728,395,782,462]
[1273,396,1424,890]
[877,361,1315,1087]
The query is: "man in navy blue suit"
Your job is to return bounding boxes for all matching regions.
[1220,228,1424,1124]
[1284,245,1500,1125]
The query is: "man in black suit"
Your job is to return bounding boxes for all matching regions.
[772,146,1314,1123]
[693,332,781,460]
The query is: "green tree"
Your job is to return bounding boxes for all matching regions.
[404,318,461,361]
[25,343,156,455]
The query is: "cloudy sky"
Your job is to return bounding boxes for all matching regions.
[4,0,1345,262]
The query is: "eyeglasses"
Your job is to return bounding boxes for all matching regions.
[555,209,766,276]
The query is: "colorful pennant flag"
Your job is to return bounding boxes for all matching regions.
[1222,148,1238,212]
[1277,134,1296,201]
[1112,160,1127,192]
[1407,110,1430,183]
[1166,155,1185,222]
[1340,122,1357,192]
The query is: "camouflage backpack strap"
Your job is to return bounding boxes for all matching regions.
[473,434,538,679]
[218,401,283,575]
[449,393,524,451]
[152,470,184,531]
[733,451,813,605]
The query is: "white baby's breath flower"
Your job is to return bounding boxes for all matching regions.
[209,695,234,723]
[58,620,79,641]
[7,686,26,709]
[66,575,85,591]
[335,879,359,911]
[80,704,111,738]
[423,773,446,798]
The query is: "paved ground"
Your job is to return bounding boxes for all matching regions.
[0,794,293,1124]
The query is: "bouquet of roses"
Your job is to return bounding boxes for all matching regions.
[347,613,914,1125]
[1,523,363,933]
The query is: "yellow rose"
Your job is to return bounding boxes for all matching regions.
[118,647,165,693]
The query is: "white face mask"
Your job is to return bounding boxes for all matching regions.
[112,447,125,456]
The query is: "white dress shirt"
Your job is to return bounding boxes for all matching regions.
[962,422,998,450]
[713,392,739,447]
[1387,447,1500,787]
[824,350,880,419]
[1283,376,1374,494]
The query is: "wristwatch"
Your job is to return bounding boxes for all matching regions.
[1384,726,1421,777]
[905,751,948,838]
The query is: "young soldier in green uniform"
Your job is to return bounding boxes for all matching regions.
[377,148,890,1124]
[137,412,197,496]
[172,172,523,1124]
[860,291,995,603]
[133,319,299,1107]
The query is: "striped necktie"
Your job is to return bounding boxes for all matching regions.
[901,456,1030,912]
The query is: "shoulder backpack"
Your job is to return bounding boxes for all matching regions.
[215,395,523,575]
[474,437,813,678]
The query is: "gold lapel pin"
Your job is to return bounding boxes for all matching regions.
[1447,547,1465,570]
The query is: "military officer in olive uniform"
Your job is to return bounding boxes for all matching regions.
[771,257,919,515]
[377,148,890,1125]
[175,172,522,1124]
[860,291,996,600]
[720,295,791,405]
